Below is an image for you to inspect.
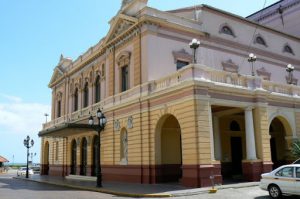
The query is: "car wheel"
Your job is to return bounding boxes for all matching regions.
[268,185,282,199]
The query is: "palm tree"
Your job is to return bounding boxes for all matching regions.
[291,140,300,158]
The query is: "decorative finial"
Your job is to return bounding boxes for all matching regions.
[121,0,132,9]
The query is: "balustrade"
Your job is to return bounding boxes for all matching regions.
[43,64,300,129]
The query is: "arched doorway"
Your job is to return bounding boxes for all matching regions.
[219,117,245,181]
[80,137,87,176]
[269,117,292,169]
[43,141,49,175]
[92,135,99,176]
[71,140,77,175]
[156,114,182,183]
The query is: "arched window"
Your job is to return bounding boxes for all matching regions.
[230,120,241,131]
[283,44,294,55]
[83,82,89,108]
[74,88,79,111]
[255,36,267,46]
[219,24,235,37]
[120,129,128,165]
[95,75,101,103]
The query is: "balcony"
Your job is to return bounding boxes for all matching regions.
[43,64,300,130]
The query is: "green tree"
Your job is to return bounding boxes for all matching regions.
[291,139,300,158]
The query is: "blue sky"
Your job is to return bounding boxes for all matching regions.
[0,0,278,163]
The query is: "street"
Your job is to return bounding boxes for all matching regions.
[0,173,299,199]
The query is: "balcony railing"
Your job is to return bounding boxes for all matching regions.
[43,64,300,129]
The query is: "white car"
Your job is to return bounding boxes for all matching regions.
[260,164,300,198]
[17,167,34,176]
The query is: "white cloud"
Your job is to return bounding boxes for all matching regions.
[0,94,51,135]
[0,93,22,103]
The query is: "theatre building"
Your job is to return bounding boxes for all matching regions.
[39,0,300,187]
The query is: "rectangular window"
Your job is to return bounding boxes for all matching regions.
[55,141,59,161]
[121,65,129,92]
[57,100,61,118]
[176,60,189,70]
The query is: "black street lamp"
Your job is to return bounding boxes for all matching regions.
[248,53,257,76]
[189,38,201,64]
[23,135,34,178]
[88,108,107,187]
[286,64,295,84]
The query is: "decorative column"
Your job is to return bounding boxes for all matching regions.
[243,107,262,182]
[213,116,222,161]
[245,107,257,160]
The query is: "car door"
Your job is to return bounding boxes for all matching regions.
[294,166,300,194]
[274,166,295,194]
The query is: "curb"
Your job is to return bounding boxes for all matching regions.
[13,177,172,198]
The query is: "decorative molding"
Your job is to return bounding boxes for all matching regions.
[127,116,133,129]
[282,43,295,55]
[256,67,271,81]
[117,51,131,67]
[114,120,120,131]
[221,59,239,73]
[56,92,63,100]
[254,34,268,47]
[219,23,236,38]
[172,49,193,64]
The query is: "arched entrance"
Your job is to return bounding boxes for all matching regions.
[269,117,293,169]
[92,135,99,176]
[71,140,77,175]
[43,141,49,175]
[156,114,182,183]
[80,137,87,176]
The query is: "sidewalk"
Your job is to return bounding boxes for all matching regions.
[14,175,259,198]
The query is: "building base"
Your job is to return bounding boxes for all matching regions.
[242,160,263,182]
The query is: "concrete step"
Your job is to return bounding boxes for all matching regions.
[66,175,96,181]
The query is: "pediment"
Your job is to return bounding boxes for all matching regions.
[49,67,64,87]
[104,14,138,45]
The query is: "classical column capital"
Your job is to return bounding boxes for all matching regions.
[245,106,254,111]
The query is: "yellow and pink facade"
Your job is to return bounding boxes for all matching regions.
[39,0,300,187]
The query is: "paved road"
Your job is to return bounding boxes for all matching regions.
[172,187,299,199]
[0,173,299,199]
[0,173,115,199]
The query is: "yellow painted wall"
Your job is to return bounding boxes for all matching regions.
[254,107,271,162]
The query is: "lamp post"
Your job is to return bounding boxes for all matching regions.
[88,108,107,187]
[23,135,34,178]
[189,38,201,64]
[248,53,257,76]
[286,64,295,84]
[44,113,49,123]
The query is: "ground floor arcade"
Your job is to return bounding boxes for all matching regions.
[40,87,300,187]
